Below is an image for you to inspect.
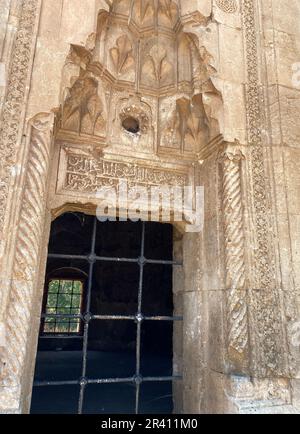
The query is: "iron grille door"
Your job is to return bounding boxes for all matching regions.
[34,219,183,414]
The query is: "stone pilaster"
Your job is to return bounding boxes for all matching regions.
[0,113,54,413]
[219,145,249,373]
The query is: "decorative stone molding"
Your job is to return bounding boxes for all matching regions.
[241,0,286,376]
[241,0,273,290]
[0,0,41,243]
[219,145,249,370]
[0,113,54,410]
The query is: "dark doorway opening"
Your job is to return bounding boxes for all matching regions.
[30,213,182,414]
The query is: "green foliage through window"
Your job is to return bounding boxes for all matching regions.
[43,279,83,334]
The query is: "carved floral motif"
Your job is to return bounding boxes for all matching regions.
[133,0,178,25]
[142,43,173,83]
[0,0,291,412]
[215,0,238,14]
[138,0,154,22]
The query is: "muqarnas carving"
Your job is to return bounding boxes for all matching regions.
[110,35,135,76]
[62,77,106,137]
[57,1,223,157]
[162,95,209,152]
[142,42,173,84]
[158,0,179,24]
[125,0,179,27]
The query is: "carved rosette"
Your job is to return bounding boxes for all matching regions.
[215,0,238,14]
[1,113,54,396]
[219,146,249,369]
[119,105,150,134]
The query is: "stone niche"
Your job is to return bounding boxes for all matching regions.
[56,0,222,163]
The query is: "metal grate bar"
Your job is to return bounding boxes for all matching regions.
[78,217,97,414]
[41,313,183,322]
[48,253,182,266]
[134,222,146,414]
[34,375,183,388]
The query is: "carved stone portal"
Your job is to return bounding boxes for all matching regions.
[0,0,299,416]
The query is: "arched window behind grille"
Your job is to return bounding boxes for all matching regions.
[41,268,87,336]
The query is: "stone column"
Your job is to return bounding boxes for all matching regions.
[0,112,54,413]
[219,145,249,373]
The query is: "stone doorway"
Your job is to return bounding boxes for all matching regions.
[30,213,182,414]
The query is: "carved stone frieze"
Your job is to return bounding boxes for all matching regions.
[57,147,189,197]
